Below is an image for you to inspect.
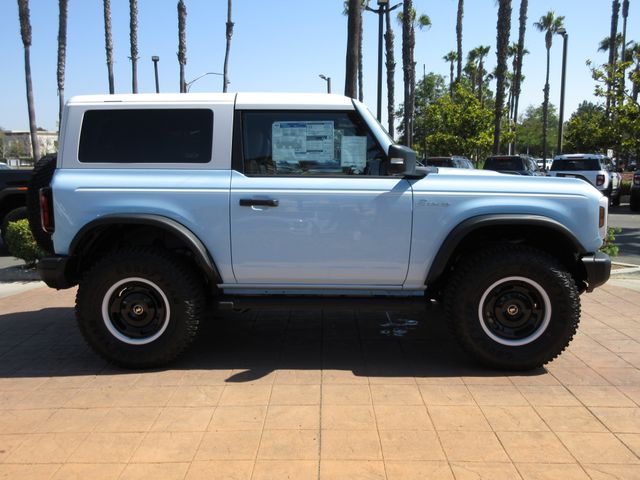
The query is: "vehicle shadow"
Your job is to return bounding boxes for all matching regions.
[0,304,548,381]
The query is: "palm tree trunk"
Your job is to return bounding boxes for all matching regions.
[493,0,512,154]
[129,0,139,94]
[542,46,551,168]
[449,60,454,96]
[620,0,629,95]
[512,0,527,125]
[456,0,464,82]
[57,0,68,127]
[607,0,620,113]
[223,0,233,93]
[103,0,115,94]
[402,0,415,147]
[178,1,187,93]
[17,0,41,162]
[344,0,360,98]
[358,10,363,102]
[384,7,396,136]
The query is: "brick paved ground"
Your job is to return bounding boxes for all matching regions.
[0,283,638,479]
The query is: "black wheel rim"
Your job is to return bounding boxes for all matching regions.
[102,278,170,344]
[479,277,550,346]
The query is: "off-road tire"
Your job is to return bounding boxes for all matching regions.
[26,154,57,253]
[443,244,580,371]
[1,206,28,245]
[76,247,205,369]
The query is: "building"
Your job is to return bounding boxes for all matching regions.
[0,130,58,163]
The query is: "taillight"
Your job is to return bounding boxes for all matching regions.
[39,187,54,233]
[596,174,605,186]
[634,174,640,186]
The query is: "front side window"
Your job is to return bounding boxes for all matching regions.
[79,109,213,163]
[241,111,386,176]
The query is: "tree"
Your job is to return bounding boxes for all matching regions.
[534,11,564,168]
[400,4,431,147]
[223,0,233,93]
[443,51,457,96]
[177,1,187,93]
[129,0,139,94]
[103,0,115,94]
[631,42,640,102]
[621,0,630,92]
[607,0,621,113]
[456,0,464,82]
[344,0,361,98]
[17,0,40,162]
[57,0,68,127]
[512,0,528,140]
[493,0,512,154]
[516,104,558,157]
[384,5,396,135]
[417,83,493,161]
[564,101,608,153]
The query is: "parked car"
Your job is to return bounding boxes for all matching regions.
[483,155,544,175]
[425,156,474,169]
[626,159,638,172]
[631,171,640,212]
[32,92,610,371]
[549,154,621,206]
[0,165,32,244]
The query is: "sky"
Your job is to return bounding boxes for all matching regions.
[0,0,634,133]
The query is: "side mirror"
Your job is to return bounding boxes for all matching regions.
[387,144,418,177]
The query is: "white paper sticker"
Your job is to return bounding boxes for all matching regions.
[272,121,334,163]
[340,136,367,172]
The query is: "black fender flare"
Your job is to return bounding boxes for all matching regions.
[425,214,588,285]
[69,213,222,284]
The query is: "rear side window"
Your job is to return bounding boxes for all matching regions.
[550,159,601,171]
[78,109,213,163]
[484,157,524,171]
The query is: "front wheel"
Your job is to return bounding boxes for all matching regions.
[76,247,205,368]
[443,245,580,370]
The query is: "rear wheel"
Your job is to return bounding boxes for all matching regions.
[443,245,580,370]
[76,247,205,368]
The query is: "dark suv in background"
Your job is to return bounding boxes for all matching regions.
[483,155,544,176]
[631,171,640,212]
[425,156,474,169]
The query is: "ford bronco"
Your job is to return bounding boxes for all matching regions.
[33,93,611,370]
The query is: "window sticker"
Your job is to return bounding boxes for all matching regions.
[340,136,367,173]
[272,121,334,164]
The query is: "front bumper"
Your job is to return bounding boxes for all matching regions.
[580,252,611,292]
[37,256,77,289]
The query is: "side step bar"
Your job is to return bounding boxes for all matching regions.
[217,295,429,312]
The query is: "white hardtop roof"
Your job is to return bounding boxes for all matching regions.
[67,92,355,110]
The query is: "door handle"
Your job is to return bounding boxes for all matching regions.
[239,198,279,207]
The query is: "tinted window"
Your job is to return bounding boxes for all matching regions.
[241,111,386,176]
[550,159,601,171]
[484,157,524,171]
[426,157,453,167]
[79,109,213,163]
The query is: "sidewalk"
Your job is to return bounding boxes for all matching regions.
[0,275,638,479]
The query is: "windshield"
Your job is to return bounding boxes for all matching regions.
[550,159,601,171]
[352,99,393,153]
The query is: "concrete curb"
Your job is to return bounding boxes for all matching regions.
[611,261,640,277]
[0,265,40,283]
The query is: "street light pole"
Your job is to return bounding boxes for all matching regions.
[365,0,400,121]
[557,28,568,155]
[185,72,225,92]
[151,56,160,93]
[319,74,332,93]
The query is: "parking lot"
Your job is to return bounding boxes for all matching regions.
[0,277,638,479]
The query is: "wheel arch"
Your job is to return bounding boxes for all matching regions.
[426,214,589,288]
[69,213,222,285]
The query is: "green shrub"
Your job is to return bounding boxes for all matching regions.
[600,226,621,257]
[621,180,631,196]
[4,219,44,267]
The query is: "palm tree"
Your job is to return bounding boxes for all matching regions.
[57,0,68,126]
[443,51,457,96]
[630,42,640,102]
[223,0,233,93]
[493,0,512,154]
[456,0,464,82]
[384,5,396,135]
[534,11,564,168]
[607,0,620,112]
[400,4,431,146]
[129,0,139,94]
[512,0,528,143]
[621,0,630,92]
[177,1,187,93]
[344,0,361,98]
[103,0,115,94]
[475,45,491,106]
[17,0,40,162]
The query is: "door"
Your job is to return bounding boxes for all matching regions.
[229,109,413,286]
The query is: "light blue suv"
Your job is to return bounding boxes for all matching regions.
[33,93,611,370]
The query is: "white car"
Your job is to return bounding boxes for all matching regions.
[549,154,621,206]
